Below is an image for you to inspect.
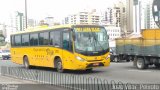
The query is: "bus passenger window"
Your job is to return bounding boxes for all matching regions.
[30,33,38,46]
[63,32,70,50]
[50,31,61,47]
[15,35,21,46]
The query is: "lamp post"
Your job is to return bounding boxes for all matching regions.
[25,0,28,29]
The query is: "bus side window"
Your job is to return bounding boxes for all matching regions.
[30,33,38,46]
[15,35,21,46]
[63,31,72,52]
[11,36,15,46]
[50,31,61,47]
[50,31,54,45]
[63,32,70,50]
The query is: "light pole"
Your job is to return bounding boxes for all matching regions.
[25,0,28,29]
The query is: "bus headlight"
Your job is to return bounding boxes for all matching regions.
[106,55,110,60]
[76,56,85,61]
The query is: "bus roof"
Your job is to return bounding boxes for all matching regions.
[11,24,103,35]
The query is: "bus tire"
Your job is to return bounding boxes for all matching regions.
[55,58,64,73]
[23,56,30,69]
[136,57,147,69]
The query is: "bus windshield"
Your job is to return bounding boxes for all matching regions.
[74,26,109,56]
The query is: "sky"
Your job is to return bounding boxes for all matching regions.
[0,0,119,24]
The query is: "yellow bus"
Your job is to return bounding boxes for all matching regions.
[10,25,110,72]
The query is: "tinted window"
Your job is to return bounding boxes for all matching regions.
[15,35,21,46]
[63,32,70,50]
[22,34,29,46]
[30,33,38,46]
[39,32,49,45]
[50,31,54,45]
[50,30,61,47]
[11,36,15,46]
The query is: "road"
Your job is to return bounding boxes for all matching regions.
[0,60,67,90]
[1,60,160,84]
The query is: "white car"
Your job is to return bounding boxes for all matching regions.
[0,50,11,60]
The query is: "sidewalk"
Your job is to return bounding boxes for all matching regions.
[0,75,67,90]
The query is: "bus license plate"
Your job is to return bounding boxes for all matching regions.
[93,63,99,66]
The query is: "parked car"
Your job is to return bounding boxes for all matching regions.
[0,50,11,60]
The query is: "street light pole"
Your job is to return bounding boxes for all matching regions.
[25,0,28,29]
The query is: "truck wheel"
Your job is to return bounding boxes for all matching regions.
[23,56,30,69]
[155,64,160,68]
[55,58,64,73]
[126,56,132,62]
[136,58,147,69]
[114,57,119,62]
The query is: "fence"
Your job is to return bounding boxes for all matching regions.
[0,66,148,90]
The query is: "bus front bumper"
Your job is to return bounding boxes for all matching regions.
[68,58,110,70]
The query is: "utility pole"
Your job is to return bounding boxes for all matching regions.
[25,0,28,29]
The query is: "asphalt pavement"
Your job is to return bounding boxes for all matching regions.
[1,60,160,84]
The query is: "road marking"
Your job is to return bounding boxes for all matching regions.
[128,70,152,73]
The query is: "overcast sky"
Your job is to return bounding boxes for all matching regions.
[0,0,119,24]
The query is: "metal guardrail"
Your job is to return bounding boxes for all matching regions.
[0,66,153,90]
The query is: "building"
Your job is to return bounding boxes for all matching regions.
[28,19,38,27]
[105,27,121,41]
[114,1,127,36]
[64,17,69,24]
[45,17,54,26]
[102,1,126,37]
[15,12,26,31]
[126,0,134,34]
[105,27,121,47]
[64,10,101,25]
[102,8,114,25]
[143,0,158,29]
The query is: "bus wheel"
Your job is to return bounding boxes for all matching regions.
[136,57,147,69]
[56,58,64,73]
[23,56,30,69]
